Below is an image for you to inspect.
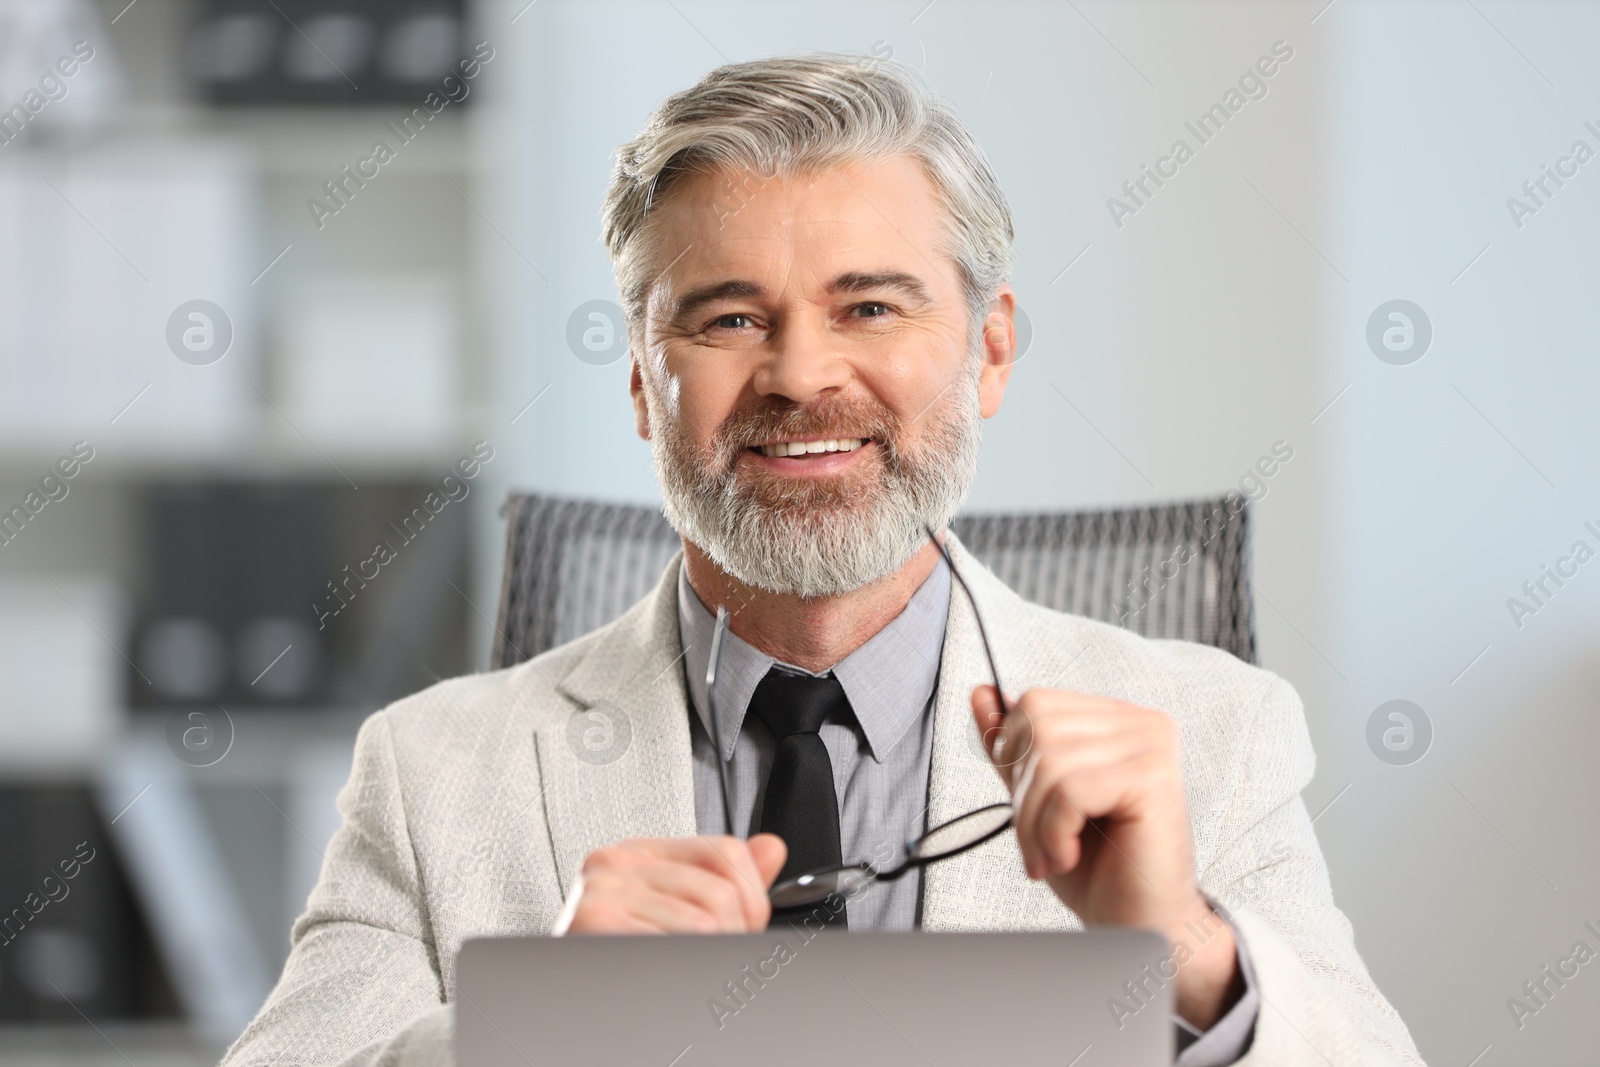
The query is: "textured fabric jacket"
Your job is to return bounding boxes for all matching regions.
[221,536,1424,1066]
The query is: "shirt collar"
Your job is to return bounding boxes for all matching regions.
[678,557,951,765]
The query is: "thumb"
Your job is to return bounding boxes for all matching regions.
[971,684,1005,759]
[748,833,788,887]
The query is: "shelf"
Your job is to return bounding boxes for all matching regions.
[122,707,370,785]
[107,103,478,177]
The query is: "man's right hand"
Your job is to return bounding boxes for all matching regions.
[566,834,788,933]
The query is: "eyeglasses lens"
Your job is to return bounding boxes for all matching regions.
[908,804,1013,862]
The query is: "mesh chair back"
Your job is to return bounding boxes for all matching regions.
[491,493,1256,669]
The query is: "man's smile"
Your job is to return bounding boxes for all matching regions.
[753,437,867,458]
[746,437,876,473]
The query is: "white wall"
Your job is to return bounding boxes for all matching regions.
[1320,1,1600,1061]
[476,1,1600,1060]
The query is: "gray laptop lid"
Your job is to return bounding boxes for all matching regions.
[457,929,1173,1067]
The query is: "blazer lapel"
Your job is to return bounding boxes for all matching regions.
[920,536,1082,932]
[535,550,698,897]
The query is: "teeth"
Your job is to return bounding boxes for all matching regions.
[757,438,865,458]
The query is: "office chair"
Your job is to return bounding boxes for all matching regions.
[491,493,1256,668]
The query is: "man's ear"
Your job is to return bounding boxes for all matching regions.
[977,284,1017,419]
[629,353,651,440]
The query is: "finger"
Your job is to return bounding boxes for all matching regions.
[573,876,726,933]
[1026,758,1149,877]
[1012,752,1090,879]
[577,852,728,932]
[1033,710,1166,750]
[1016,688,1133,715]
[1008,746,1070,880]
[1014,745,1138,864]
[970,683,1022,715]
[1020,733,1154,785]
[741,834,787,930]
[748,833,788,885]
[1008,748,1045,877]
[606,837,764,928]
[629,861,754,930]
[971,684,1004,752]
[634,836,761,892]
[995,697,1037,778]
[1034,784,1086,876]
[569,906,661,935]
[1008,690,1136,745]
[684,836,774,929]
[971,685,1022,771]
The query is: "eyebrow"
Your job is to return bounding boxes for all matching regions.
[668,279,764,324]
[666,271,932,324]
[827,271,932,304]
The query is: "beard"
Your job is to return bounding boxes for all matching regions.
[648,366,984,598]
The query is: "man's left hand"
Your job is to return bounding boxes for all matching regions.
[971,685,1243,1030]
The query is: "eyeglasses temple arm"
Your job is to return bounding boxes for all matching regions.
[706,605,738,838]
[923,523,1008,711]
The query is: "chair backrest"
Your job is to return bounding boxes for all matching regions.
[491,493,1256,669]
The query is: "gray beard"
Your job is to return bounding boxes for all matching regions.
[648,369,984,598]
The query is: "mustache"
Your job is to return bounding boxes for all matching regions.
[714,396,902,454]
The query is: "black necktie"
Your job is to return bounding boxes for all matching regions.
[750,667,850,931]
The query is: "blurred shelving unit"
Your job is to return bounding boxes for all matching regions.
[0,0,495,1058]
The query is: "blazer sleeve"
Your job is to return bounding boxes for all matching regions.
[220,711,456,1067]
[1200,674,1425,1066]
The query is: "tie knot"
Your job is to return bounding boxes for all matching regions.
[749,667,850,738]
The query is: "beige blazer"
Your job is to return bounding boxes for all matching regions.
[221,536,1423,1066]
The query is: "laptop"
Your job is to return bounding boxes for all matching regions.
[456,928,1173,1066]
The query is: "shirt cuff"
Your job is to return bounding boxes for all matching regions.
[1172,900,1258,1067]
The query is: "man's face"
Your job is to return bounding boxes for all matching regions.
[630,155,1015,597]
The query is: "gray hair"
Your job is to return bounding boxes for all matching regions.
[601,52,1014,340]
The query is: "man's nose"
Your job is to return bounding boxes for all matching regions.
[750,314,853,404]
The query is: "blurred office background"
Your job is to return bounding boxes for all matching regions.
[0,0,1595,1063]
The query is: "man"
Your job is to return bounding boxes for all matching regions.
[224,54,1422,1066]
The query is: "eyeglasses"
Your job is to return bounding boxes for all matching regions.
[705,524,1017,914]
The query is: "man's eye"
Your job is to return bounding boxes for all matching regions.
[854,302,891,319]
[710,313,752,330]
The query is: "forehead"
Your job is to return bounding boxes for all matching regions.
[643,155,958,298]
